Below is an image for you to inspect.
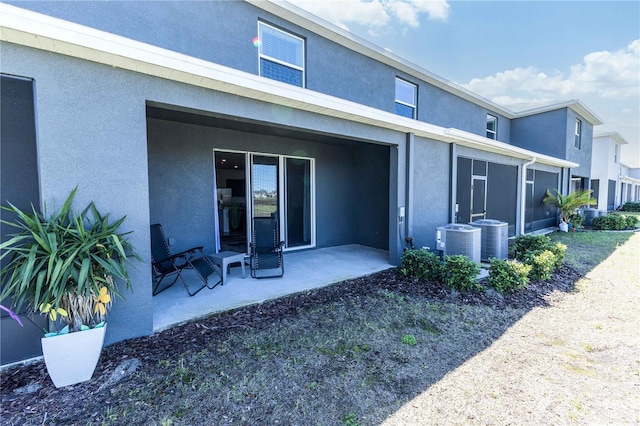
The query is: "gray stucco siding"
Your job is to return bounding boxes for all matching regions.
[565,109,593,177]
[410,137,451,250]
[511,109,567,159]
[0,43,154,345]
[8,1,512,143]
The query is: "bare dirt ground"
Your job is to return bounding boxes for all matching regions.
[1,232,638,425]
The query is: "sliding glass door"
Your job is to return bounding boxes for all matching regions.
[215,150,314,252]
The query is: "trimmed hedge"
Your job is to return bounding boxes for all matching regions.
[525,250,557,281]
[591,214,637,230]
[487,259,531,294]
[400,249,444,281]
[621,202,640,212]
[513,234,552,261]
[513,234,566,281]
[444,255,481,291]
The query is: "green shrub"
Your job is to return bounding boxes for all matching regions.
[487,258,531,294]
[549,242,567,269]
[592,214,630,230]
[525,250,556,281]
[625,215,638,229]
[621,202,640,212]
[444,255,481,291]
[400,249,444,281]
[513,234,552,261]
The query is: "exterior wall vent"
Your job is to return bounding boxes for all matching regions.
[436,224,481,263]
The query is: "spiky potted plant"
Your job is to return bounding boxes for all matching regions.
[0,188,140,387]
[543,189,596,232]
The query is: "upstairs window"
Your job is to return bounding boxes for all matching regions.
[574,119,582,149]
[395,77,417,119]
[614,144,619,163]
[486,114,497,139]
[258,22,305,87]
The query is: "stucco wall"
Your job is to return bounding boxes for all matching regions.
[410,137,451,249]
[0,43,154,346]
[8,0,512,142]
[565,109,593,177]
[511,110,567,159]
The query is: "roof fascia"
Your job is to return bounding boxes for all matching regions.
[594,132,629,145]
[513,99,603,125]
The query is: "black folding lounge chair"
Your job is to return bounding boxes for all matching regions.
[150,224,221,296]
[250,216,284,279]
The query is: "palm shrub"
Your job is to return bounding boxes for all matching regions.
[487,259,531,293]
[0,188,140,332]
[543,189,596,224]
[400,249,444,281]
[444,255,481,291]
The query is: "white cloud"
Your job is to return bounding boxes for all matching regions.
[286,0,450,31]
[461,40,640,167]
[462,40,639,102]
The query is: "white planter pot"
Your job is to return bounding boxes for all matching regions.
[41,324,107,388]
[559,222,569,232]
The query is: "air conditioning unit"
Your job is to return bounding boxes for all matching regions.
[470,219,508,261]
[436,224,481,263]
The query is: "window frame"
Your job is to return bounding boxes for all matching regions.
[394,77,417,119]
[257,21,305,87]
[614,144,619,164]
[574,119,582,149]
[486,114,498,140]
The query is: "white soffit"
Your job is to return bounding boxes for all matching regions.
[0,3,574,169]
[594,132,629,145]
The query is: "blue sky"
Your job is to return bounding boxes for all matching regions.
[288,0,640,167]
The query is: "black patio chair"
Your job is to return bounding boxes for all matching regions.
[150,223,221,296]
[250,216,284,279]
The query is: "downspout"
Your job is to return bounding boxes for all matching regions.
[519,157,537,235]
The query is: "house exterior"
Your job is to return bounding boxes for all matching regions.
[590,132,638,210]
[618,164,640,206]
[0,1,602,365]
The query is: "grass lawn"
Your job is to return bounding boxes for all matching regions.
[549,230,634,275]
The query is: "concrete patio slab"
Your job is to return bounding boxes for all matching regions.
[153,244,393,331]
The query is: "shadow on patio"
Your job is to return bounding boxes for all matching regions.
[153,244,393,331]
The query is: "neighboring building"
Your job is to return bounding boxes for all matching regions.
[0,1,603,364]
[591,132,638,211]
[619,164,640,206]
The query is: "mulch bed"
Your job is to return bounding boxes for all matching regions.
[0,265,582,424]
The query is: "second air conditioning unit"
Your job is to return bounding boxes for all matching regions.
[436,223,481,263]
[470,219,508,261]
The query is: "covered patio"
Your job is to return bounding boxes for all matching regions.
[153,244,393,331]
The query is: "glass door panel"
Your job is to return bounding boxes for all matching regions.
[285,157,311,247]
[214,151,248,253]
[252,155,279,219]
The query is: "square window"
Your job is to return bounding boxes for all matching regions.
[574,119,582,149]
[395,77,417,119]
[258,22,304,87]
[486,114,497,139]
